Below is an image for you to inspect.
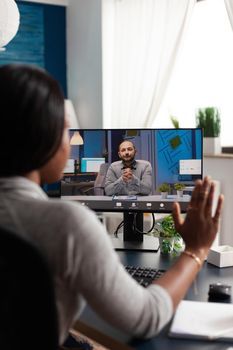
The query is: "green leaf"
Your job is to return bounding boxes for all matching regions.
[170,115,180,128]
[196,107,221,137]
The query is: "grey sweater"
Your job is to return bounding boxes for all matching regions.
[0,177,172,344]
[105,160,153,196]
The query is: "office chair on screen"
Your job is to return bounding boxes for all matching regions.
[93,162,109,195]
[0,226,58,350]
[75,162,110,196]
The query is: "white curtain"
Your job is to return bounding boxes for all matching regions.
[224,0,233,29]
[102,0,195,128]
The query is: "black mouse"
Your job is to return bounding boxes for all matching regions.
[208,283,232,301]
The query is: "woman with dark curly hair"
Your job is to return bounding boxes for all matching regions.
[0,64,223,346]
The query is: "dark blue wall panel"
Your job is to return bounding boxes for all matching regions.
[44,4,67,96]
[0,1,67,95]
[0,3,44,67]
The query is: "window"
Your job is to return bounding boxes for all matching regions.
[154,0,233,147]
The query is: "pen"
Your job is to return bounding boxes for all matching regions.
[208,326,233,340]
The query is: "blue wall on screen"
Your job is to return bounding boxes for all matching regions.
[155,129,202,185]
[83,131,106,158]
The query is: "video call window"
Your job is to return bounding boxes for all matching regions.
[63,129,201,186]
[59,128,202,213]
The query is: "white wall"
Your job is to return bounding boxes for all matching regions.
[67,0,103,128]
[20,0,103,128]
[204,155,233,246]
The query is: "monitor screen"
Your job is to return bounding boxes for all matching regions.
[61,128,203,214]
[63,159,75,174]
[81,157,105,173]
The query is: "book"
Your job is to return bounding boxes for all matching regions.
[63,320,133,350]
[169,300,233,342]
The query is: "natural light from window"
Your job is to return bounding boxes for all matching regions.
[153,0,233,147]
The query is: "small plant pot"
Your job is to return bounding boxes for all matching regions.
[160,192,168,199]
[159,237,175,254]
[203,137,221,155]
[173,236,184,254]
[177,190,183,198]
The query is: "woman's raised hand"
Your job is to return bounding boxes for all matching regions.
[172,176,224,254]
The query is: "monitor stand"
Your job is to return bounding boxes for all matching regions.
[110,212,160,252]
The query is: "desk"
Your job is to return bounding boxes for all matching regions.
[80,250,233,350]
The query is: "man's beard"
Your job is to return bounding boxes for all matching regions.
[122,158,136,169]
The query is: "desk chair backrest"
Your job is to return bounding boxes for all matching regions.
[0,226,58,350]
[94,163,109,195]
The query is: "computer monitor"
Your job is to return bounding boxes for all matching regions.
[60,128,203,251]
[81,157,105,173]
[63,159,75,174]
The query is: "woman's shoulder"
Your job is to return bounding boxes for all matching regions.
[44,198,109,244]
[44,198,93,220]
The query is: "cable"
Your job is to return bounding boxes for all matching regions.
[147,213,156,233]
[113,212,156,237]
[132,212,156,235]
[113,220,124,237]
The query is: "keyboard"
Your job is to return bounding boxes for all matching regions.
[124,265,166,287]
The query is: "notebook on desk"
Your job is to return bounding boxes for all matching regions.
[68,320,133,350]
[169,300,233,342]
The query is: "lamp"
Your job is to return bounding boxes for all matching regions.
[65,99,79,128]
[66,100,82,173]
[70,131,84,146]
[0,0,20,51]
[70,131,84,174]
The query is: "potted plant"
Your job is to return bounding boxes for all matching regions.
[174,182,185,198]
[170,115,180,128]
[157,183,170,199]
[196,107,221,155]
[151,215,183,254]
